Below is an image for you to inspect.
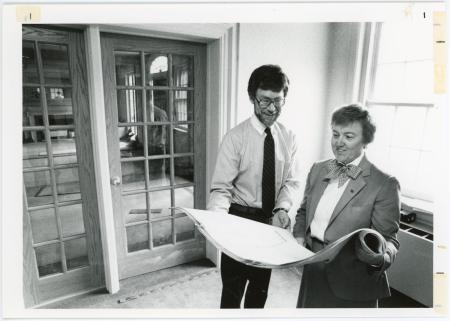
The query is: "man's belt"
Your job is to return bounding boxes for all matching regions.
[229,203,269,217]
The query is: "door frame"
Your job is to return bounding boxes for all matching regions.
[84,23,239,293]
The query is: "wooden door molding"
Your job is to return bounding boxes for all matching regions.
[69,29,105,289]
[205,25,239,266]
[100,35,127,262]
[84,25,120,294]
[23,190,40,307]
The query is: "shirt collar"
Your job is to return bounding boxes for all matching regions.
[347,151,364,166]
[250,114,274,136]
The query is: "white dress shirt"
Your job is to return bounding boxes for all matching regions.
[207,114,302,214]
[310,153,364,241]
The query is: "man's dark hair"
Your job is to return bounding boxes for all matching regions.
[331,104,376,144]
[247,64,290,100]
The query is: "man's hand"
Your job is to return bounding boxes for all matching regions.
[272,209,290,229]
[295,236,305,246]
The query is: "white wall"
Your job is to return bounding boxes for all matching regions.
[236,23,331,196]
[320,23,363,159]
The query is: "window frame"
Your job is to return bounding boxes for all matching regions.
[362,22,435,208]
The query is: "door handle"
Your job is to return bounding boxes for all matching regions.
[110,176,121,186]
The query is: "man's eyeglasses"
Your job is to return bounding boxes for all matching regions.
[255,97,285,108]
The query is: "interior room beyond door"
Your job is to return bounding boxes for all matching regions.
[101,33,207,279]
[22,25,103,307]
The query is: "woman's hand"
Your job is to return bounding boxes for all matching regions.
[354,236,393,270]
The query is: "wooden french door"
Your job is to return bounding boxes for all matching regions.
[22,26,104,306]
[101,33,207,279]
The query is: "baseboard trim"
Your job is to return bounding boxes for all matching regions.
[32,286,106,309]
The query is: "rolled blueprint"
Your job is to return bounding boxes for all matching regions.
[178,207,387,269]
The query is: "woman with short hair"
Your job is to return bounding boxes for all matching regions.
[294,104,401,308]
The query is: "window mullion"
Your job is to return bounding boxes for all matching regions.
[35,40,68,274]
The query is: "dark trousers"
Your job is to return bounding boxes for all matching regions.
[297,238,378,308]
[220,203,272,309]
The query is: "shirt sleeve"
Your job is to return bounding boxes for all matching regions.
[274,133,302,212]
[293,163,315,238]
[207,132,240,214]
[371,176,401,256]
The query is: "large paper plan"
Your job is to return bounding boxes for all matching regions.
[178,208,387,269]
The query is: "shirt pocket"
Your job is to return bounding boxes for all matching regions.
[275,154,287,188]
[239,140,257,172]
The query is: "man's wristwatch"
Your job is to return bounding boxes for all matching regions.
[272,208,288,215]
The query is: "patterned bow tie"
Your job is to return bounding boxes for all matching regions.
[325,159,362,188]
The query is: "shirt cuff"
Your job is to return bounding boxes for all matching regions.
[206,206,229,214]
[273,207,289,214]
[274,201,291,213]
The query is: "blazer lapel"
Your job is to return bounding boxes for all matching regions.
[327,156,371,227]
[306,164,331,230]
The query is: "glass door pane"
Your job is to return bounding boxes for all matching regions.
[40,43,71,85]
[103,34,206,279]
[145,54,168,86]
[115,52,141,86]
[23,41,39,83]
[22,29,89,279]
[115,51,197,254]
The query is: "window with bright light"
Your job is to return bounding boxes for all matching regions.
[366,21,435,203]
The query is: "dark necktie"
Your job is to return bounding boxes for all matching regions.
[325,159,362,188]
[262,127,275,217]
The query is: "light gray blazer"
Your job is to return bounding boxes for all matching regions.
[293,156,401,301]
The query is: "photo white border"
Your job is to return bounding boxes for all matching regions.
[1,1,448,320]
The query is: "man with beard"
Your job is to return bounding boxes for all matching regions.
[208,64,302,308]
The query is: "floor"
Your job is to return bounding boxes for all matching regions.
[379,288,426,308]
[42,259,425,309]
[42,259,302,309]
